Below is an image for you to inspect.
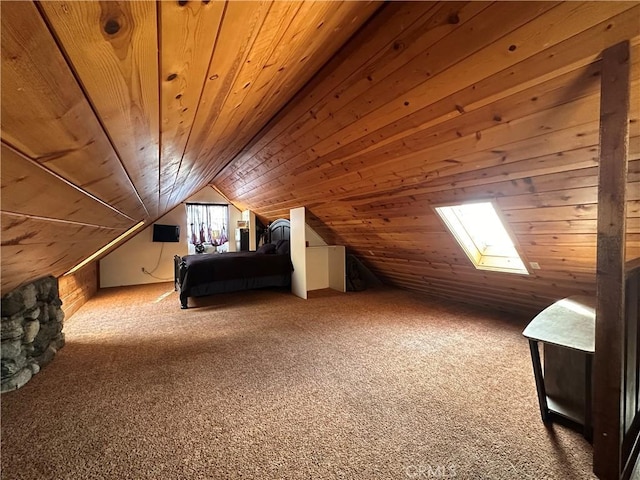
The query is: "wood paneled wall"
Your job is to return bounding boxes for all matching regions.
[58,263,98,320]
[0,0,379,294]
[1,1,639,316]
[215,2,640,316]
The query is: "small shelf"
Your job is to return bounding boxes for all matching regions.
[547,395,584,425]
[523,295,595,441]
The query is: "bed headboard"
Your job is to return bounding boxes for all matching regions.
[268,219,290,244]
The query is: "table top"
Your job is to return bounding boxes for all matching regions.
[522,295,596,353]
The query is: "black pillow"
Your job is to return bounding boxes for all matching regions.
[256,243,276,254]
[276,240,290,255]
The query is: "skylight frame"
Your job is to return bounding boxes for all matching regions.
[434,201,530,275]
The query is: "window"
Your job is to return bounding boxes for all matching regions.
[435,202,529,275]
[186,203,229,247]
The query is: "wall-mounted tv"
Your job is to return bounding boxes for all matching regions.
[152,224,180,243]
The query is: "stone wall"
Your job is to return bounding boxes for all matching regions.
[1,276,65,392]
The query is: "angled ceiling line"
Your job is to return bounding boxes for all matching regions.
[162,0,230,213]
[1,141,136,222]
[1,211,127,231]
[171,0,277,207]
[210,1,423,189]
[34,0,150,221]
[225,1,547,198]
[156,0,163,216]
[209,0,373,171]
[231,2,591,204]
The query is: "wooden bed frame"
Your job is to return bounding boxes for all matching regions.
[174,219,291,309]
[266,218,290,245]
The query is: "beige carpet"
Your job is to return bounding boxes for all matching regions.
[1,283,595,479]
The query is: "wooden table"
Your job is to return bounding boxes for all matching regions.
[522,295,596,440]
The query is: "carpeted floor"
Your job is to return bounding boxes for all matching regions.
[1,283,595,479]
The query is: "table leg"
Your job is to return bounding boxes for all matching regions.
[528,339,550,424]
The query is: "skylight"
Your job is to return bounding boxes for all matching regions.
[435,202,529,275]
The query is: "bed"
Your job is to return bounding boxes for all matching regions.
[174,219,292,309]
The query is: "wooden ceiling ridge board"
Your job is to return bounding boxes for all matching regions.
[39,0,161,219]
[214,1,440,187]
[0,1,147,222]
[159,0,226,212]
[165,0,274,209]
[1,144,132,230]
[192,1,383,197]
[225,2,640,207]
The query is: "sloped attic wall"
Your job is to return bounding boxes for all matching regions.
[0,0,380,294]
[213,2,640,316]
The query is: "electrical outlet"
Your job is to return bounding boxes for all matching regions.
[529,262,541,270]
[141,267,145,273]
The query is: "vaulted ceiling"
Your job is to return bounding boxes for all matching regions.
[2,1,639,315]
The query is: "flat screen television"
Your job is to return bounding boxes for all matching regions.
[152,224,180,243]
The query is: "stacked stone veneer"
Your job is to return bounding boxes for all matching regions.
[1,276,65,392]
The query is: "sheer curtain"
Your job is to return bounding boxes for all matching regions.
[186,204,229,247]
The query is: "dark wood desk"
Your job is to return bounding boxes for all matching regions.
[522,295,596,440]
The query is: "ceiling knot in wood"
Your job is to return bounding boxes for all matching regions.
[103,19,120,35]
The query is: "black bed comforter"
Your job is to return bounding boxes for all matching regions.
[180,251,293,293]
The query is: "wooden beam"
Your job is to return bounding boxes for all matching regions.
[593,40,631,480]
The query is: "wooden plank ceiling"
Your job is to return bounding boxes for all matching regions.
[0,0,380,293]
[214,1,640,315]
[1,1,638,316]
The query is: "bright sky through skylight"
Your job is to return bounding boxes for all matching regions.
[450,202,516,251]
[435,201,528,275]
